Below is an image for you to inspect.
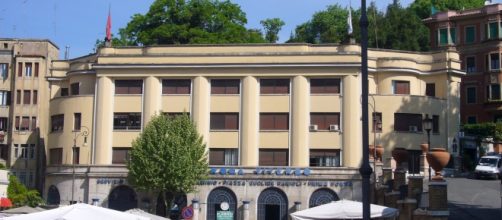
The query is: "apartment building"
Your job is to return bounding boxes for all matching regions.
[44,44,462,220]
[0,39,59,191]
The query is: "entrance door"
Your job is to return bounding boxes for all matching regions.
[206,187,237,220]
[257,187,288,220]
[108,185,137,211]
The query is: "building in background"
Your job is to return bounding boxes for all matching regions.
[0,39,59,192]
[43,44,462,219]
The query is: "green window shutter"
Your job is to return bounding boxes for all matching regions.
[450,28,456,44]
[489,22,498,39]
[465,26,475,43]
[439,28,448,45]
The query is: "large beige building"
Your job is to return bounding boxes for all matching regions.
[0,39,59,191]
[44,44,462,219]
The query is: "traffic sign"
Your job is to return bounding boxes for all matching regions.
[181,206,194,219]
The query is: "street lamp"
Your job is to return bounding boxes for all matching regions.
[422,114,433,181]
[369,95,381,185]
[71,126,89,204]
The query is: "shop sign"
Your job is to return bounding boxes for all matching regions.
[216,211,233,220]
[198,179,352,188]
[96,178,126,185]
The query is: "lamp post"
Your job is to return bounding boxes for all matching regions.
[71,126,88,204]
[369,96,381,185]
[422,114,433,181]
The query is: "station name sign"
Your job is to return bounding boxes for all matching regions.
[198,179,352,188]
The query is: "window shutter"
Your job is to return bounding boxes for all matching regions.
[209,149,225,165]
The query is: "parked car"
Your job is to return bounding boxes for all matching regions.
[474,155,502,179]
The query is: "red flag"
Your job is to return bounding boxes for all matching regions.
[106,8,111,41]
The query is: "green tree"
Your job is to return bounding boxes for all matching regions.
[260,18,285,43]
[7,175,44,207]
[288,4,350,44]
[119,0,265,45]
[410,0,485,19]
[127,114,208,216]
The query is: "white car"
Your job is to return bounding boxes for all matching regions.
[474,155,502,179]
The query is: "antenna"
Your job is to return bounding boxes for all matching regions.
[65,46,70,60]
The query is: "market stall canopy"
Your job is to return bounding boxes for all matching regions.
[126,209,170,220]
[2,203,149,220]
[290,200,399,220]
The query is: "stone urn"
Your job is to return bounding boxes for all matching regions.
[392,148,408,169]
[426,148,450,181]
[369,145,375,159]
[375,145,384,162]
[420,143,429,154]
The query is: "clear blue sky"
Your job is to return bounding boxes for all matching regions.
[0,0,451,59]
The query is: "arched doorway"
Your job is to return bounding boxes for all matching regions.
[47,185,60,205]
[206,187,237,220]
[108,185,137,211]
[257,187,288,220]
[156,193,187,220]
[309,188,339,208]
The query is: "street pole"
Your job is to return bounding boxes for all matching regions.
[71,126,89,204]
[359,0,372,219]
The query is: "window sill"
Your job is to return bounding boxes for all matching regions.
[114,94,142,96]
[310,130,341,132]
[260,93,290,96]
[210,93,240,96]
[113,129,141,132]
[311,93,341,96]
[162,94,191,96]
[259,130,289,132]
[210,129,239,132]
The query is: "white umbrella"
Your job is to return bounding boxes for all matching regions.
[2,203,149,220]
[126,209,169,220]
[290,200,399,220]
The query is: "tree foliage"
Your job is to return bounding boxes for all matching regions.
[409,0,485,19]
[118,0,265,45]
[7,175,44,207]
[260,18,285,43]
[127,113,208,216]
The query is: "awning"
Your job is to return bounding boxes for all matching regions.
[0,198,13,208]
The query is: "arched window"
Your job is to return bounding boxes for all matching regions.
[108,185,137,211]
[47,185,60,205]
[309,188,339,208]
[257,187,288,220]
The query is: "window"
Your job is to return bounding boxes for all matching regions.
[49,148,63,165]
[407,150,421,174]
[115,80,143,94]
[70,83,79,95]
[260,79,290,94]
[393,81,410,94]
[433,115,439,134]
[16,90,20,104]
[31,117,36,131]
[73,147,80,164]
[20,144,28,159]
[310,113,340,130]
[61,88,68,97]
[259,149,288,166]
[488,84,501,100]
[113,113,141,130]
[465,26,475,43]
[74,113,81,131]
[372,112,382,132]
[162,79,191,94]
[209,149,238,165]
[0,118,8,131]
[450,27,456,44]
[211,79,240,94]
[260,113,289,130]
[310,78,341,94]
[466,57,476,73]
[29,144,35,159]
[23,90,30,105]
[394,113,422,132]
[466,87,476,104]
[25,63,32,77]
[51,114,64,132]
[439,28,448,45]
[210,113,239,130]
[0,91,10,106]
[0,145,7,161]
[467,116,477,124]
[310,150,340,167]
[490,53,500,70]
[20,117,29,131]
[488,22,498,39]
[112,147,131,164]
[17,63,22,77]
[425,83,435,97]
[0,63,8,79]
[33,90,37,104]
[34,63,39,77]
[15,117,19,130]
[14,144,18,158]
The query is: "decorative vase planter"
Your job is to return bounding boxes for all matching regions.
[420,143,429,155]
[426,148,450,181]
[375,145,384,162]
[391,148,408,170]
[369,145,375,159]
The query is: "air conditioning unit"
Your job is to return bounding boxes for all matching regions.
[309,124,318,131]
[329,124,339,131]
[409,126,418,132]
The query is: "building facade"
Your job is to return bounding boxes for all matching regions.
[44,44,462,219]
[424,3,502,124]
[0,39,59,191]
